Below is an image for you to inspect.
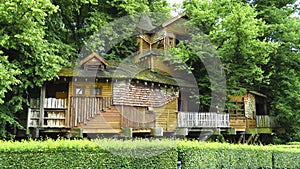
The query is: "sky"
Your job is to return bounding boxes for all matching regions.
[167,0,299,17]
[167,0,184,16]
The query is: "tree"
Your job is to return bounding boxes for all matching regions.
[181,0,277,110]
[47,0,170,60]
[0,0,171,138]
[0,0,70,138]
[250,0,300,141]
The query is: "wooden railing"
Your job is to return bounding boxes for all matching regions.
[256,115,276,128]
[44,98,67,109]
[70,96,113,127]
[30,98,67,109]
[178,112,230,128]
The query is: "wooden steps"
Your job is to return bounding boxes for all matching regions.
[80,106,121,133]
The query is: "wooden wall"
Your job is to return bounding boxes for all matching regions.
[68,81,112,97]
[244,93,256,119]
[113,80,178,107]
[119,106,155,130]
[153,99,178,132]
[230,117,256,132]
[117,99,178,132]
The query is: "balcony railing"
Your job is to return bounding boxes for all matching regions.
[178,112,230,128]
[256,115,276,128]
[70,96,112,127]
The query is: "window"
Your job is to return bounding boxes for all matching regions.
[74,86,85,96]
[91,86,102,96]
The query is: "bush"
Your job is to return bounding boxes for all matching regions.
[272,147,300,169]
[0,139,177,169]
[1,139,300,168]
[177,141,300,169]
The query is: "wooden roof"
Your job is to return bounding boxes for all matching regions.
[150,14,188,36]
[137,13,155,32]
[79,52,108,67]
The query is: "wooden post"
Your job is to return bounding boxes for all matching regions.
[121,105,123,128]
[26,108,31,135]
[151,127,163,137]
[38,85,46,138]
[238,133,245,144]
[122,128,132,137]
[246,134,253,144]
[167,110,170,131]
[253,134,260,144]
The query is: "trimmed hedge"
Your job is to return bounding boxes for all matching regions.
[0,139,177,169]
[1,139,300,169]
[178,141,300,169]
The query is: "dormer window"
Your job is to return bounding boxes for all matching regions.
[79,52,108,72]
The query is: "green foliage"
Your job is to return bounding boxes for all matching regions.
[184,0,277,87]
[182,0,300,140]
[0,139,177,169]
[181,0,278,110]
[0,0,171,138]
[48,0,170,59]
[250,0,300,141]
[272,147,300,169]
[0,0,69,138]
[1,139,300,168]
[177,141,300,169]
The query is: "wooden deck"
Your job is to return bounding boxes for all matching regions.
[177,112,230,128]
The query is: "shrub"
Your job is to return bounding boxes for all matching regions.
[177,141,300,169]
[1,139,300,169]
[0,139,177,169]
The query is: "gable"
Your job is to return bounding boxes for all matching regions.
[79,52,108,71]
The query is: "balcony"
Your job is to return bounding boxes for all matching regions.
[178,112,230,128]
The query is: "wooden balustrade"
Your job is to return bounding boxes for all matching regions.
[177,112,230,128]
[44,98,67,109]
[256,115,276,128]
[70,96,113,127]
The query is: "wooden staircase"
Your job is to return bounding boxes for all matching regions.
[79,106,121,133]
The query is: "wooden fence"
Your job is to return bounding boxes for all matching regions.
[70,96,113,127]
[178,112,230,128]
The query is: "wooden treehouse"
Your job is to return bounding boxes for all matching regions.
[26,14,278,140]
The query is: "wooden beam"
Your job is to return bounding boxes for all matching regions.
[238,133,245,144]
[246,134,253,144]
[253,134,260,144]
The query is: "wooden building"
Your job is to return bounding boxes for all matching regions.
[26,14,277,140]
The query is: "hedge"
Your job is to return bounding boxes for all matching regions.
[1,139,300,169]
[0,139,177,169]
[177,141,300,169]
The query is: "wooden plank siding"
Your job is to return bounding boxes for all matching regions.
[153,99,178,131]
[229,116,256,131]
[119,106,155,130]
[69,81,112,97]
